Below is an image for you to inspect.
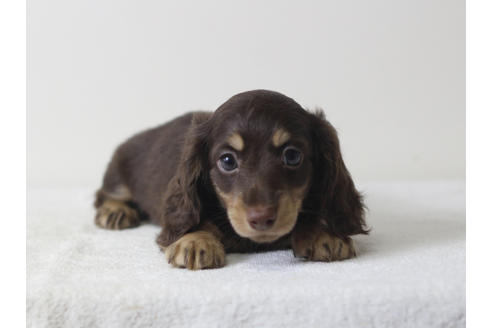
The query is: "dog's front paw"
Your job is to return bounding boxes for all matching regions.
[292,229,355,262]
[164,231,226,270]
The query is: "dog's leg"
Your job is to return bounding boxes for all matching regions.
[94,186,140,230]
[158,221,226,270]
[291,219,356,262]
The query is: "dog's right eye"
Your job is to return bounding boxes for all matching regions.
[282,147,303,168]
[218,153,238,172]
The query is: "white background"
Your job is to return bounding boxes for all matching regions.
[27,0,464,188]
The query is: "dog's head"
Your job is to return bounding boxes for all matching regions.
[165,90,365,244]
[206,91,313,243]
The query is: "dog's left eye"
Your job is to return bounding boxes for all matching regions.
[218,153,238,172]
[283,147,303,167]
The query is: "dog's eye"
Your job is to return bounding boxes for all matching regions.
[283,147,303,167]
[218,153,238,172]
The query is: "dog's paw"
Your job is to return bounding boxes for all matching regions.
[292,230,355,262]
[95,200,139,230]
[164,231,226,270]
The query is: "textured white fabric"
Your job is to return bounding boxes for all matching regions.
[27,181,465,328]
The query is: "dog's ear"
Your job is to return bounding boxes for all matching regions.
[157,112,213,247]
[307,109,368,237]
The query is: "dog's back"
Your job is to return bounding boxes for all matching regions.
[94,112,203,228]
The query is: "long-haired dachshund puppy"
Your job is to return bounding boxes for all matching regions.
[94,90,368,270]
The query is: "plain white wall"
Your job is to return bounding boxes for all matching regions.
[27,0,464,188]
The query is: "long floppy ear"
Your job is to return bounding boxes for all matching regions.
[307,109,368,238]
[156,112,213,247]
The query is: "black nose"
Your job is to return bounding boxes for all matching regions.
[247,206,276,231]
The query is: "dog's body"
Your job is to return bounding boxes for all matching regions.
[95,90,368,269]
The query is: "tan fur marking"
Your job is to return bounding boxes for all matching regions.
[105,185,132,201]
[227,133,244,151]
[165,231,225,270]
[95,199,139,230]
[272,129,290,147]
[214,185,307,243]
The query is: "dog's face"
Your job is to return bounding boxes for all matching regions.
[206,92,313,243]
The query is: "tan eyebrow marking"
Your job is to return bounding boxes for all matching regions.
[227,133,244,151]
[272,129,290,147]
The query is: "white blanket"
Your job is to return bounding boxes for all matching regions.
[27,181,465,327]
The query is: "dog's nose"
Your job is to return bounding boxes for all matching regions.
[247,206,276,231]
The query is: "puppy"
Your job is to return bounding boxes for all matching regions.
[94,90,368,270]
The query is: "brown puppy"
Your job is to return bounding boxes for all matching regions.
[94,90,368,270]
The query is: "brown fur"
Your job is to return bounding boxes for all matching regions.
[94,90,368,269]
